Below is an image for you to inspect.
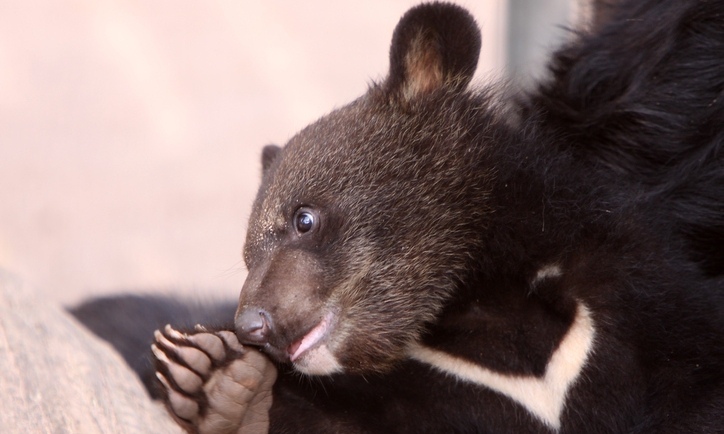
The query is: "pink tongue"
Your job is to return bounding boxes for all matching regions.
[287,313,332,362]
[287,339,302,358]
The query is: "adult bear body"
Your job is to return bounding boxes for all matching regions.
[76,1,724,433]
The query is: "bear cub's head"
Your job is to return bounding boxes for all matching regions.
[235,3,502,376]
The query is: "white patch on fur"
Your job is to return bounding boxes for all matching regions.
[293,343,343,375]
[407,302,595,431]
[532,264,562,286]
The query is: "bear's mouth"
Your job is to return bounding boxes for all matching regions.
[287,311,336,362]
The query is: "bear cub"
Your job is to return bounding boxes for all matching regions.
[76,1,724,433]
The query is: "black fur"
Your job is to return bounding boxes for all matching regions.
[529,0,724,277]
[73,1,723,432]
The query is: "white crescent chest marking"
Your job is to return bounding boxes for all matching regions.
[407,303,596,431]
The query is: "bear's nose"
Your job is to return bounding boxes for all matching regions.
[235,307,273,345]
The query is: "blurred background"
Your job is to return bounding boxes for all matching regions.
[0,0,583,306]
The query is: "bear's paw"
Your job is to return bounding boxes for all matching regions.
[152,325,277,434]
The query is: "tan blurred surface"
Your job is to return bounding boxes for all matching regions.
[0,1,507,304]
[0,269,183,433]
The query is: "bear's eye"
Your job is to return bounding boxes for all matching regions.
[294,208,318,235]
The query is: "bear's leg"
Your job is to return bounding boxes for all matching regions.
[152,325,277,434]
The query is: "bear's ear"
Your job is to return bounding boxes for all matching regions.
[385,3,481,102]
[261,144,281,176]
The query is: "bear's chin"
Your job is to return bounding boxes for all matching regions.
[292,343,343,375]
[286,310,344,375]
